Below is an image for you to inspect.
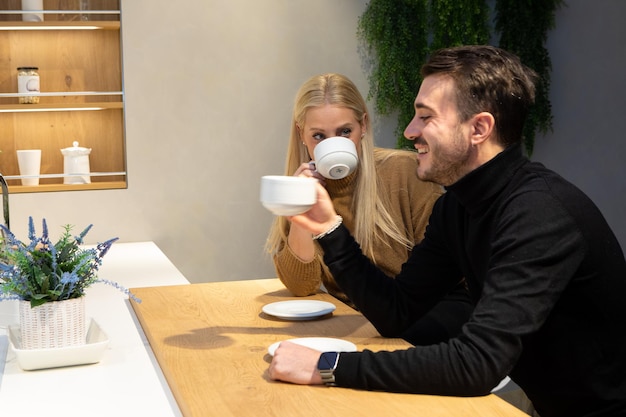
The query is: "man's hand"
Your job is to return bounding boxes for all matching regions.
[268,341,324,385]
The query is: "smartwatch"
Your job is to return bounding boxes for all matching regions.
[317,351,340,386]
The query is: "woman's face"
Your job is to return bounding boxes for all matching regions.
[297,104,366,161]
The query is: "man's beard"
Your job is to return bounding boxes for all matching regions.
[418,127,471,186]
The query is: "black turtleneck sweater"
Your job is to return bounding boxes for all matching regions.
[320,145,626,417]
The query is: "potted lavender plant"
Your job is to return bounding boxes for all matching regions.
[0,217,135,349]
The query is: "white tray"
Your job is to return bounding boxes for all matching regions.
[8,319,109,371]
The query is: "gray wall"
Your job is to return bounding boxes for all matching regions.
[7,0,625,283]
[532,0,626,249]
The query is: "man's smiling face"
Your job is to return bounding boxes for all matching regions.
[403,74,477,186]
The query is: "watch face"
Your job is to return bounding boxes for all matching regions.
[318,351,339,370]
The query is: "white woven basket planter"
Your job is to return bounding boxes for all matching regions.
[19,297,86,349]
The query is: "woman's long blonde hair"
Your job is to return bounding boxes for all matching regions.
[265,73,412,261]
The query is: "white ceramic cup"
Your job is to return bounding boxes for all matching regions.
[260,175,317,216]
[21,0,44,22]
[313,136,358,179]
[16,149,42,186]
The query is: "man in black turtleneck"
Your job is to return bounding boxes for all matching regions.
[268,45,626,417]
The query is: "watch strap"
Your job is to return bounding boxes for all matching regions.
[318,352,340,386]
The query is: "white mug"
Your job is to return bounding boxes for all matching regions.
[260,175,317,216]
[21,0,44,22]
[16,149,42,186]
[313,137,358,179]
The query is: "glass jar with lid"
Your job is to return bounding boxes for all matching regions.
[17,67,40,104]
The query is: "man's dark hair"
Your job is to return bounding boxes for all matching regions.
[422,45,537,147]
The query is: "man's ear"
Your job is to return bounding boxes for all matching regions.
[470,112,495,146]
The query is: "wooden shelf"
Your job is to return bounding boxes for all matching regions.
[8,180,127,194]
[0,101,123,112]
[0,21,120,30]
[0,101,123,113]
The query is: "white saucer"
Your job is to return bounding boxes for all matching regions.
[268,337,357,356]
[262,300,336,320]
[8,319,109,371]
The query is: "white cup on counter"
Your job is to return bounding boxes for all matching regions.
[16,149,41,186]
[21,0,44,22]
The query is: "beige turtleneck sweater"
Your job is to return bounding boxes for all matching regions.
[273,148,444,306]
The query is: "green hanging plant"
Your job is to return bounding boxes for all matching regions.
[430,0,490,51]
[358,0,564,154]
[357,0,429,150]
[495,0,564,155]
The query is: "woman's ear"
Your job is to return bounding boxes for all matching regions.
[295,123,303,141]
[470,112,495,146]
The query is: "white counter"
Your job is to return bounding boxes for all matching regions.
[0,241,189,417]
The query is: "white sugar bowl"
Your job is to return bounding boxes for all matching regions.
[60,141,92,184]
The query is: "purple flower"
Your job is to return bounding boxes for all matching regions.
[0,217,137,307]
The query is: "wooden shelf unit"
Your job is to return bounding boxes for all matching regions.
[0,0,126,193]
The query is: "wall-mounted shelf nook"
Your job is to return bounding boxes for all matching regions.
[0,0,126,193]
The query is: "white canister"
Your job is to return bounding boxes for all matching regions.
[61,141,91,184]
[17,67,40,104]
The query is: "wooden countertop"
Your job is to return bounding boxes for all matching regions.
[130,278,528,417]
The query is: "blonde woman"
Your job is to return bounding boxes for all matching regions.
[266,73,471,344]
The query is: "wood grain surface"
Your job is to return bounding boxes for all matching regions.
[130,279,528,417]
